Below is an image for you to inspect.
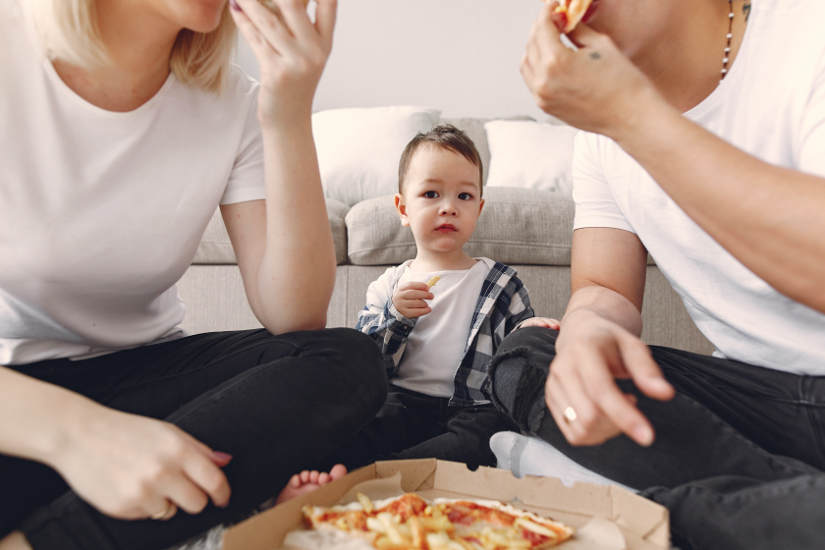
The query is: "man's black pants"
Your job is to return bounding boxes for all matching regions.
[489,327,825,550]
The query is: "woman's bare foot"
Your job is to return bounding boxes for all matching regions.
[275,464,347,505]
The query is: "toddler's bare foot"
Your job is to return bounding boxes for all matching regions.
[275,464,347,505]
[0,532,32,550]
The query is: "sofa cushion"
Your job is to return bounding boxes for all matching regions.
[192,198,349,265]
[440,116,534,187]
[312,106,441,207]
[440,117,492,185]
[485,119,577,195]
[346,187,574,266]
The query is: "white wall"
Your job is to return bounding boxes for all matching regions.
[233,0,547,119]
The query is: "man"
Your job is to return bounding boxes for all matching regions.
[488,1,825,548]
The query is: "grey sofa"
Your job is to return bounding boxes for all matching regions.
[177,112,712,356]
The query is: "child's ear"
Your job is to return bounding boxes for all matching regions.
[394,193,410,226]
[479,198,485,214]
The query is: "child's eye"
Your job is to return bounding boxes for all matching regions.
[423,191,439,198]
[458,192,473,200]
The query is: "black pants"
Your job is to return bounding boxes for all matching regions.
[488,327,825,550]
[1,328,386,550]
[333,384,516,471]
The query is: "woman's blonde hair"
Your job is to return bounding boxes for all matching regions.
[26,0,237,93]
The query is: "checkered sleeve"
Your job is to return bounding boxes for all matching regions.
[354,267,416,374]
[503,274,535,338]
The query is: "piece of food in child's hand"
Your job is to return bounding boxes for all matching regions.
[426,276,441,289]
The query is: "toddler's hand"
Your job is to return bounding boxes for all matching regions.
[392,282,433,319]
[519,317,561,330]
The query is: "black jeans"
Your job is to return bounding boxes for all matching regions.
[333,384,516,471]
[488,327,825,550]
[1,328,386,550]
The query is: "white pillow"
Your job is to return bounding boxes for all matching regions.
[312,106,441,206]
[484,120,578,196]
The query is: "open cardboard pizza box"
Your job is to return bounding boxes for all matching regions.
[222,459,669,550]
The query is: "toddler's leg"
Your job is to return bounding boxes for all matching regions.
[395,405,516,469]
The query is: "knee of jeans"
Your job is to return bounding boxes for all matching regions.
[325,329,387,397]
[499,326,559,355]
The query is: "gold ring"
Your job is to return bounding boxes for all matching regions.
[150,500,177,521]
[563,406,578,423]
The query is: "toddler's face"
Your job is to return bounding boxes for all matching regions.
[395,146,484,255]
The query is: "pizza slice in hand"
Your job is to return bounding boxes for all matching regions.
[547,0,595,33]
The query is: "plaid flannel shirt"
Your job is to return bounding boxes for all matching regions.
[355,257,535,406]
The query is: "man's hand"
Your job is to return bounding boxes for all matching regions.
[51,405,232,520]
[392,281,434,319]
[521,3,662,139]
[548,309,675,446]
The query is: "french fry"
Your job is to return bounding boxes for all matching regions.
[357,492,375,514]
[409,515,425,548]
[377,513,407,545]
[515,517,559,539]
[426,275,441,288]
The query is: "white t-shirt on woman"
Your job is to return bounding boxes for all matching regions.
[0,1,266,365]
[572,0,825,375]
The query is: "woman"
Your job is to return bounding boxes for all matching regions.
[0,0,386,548]
[489,0,825,548]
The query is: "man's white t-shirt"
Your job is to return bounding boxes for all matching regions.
[0,1,266,365]
[572,0,825,375]
[393,261,491,398]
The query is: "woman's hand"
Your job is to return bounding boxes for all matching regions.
[547,309,675,447]
[50,405,232,520]
[392,282,433,319]
[229,0,336,126]
[521,3,661,139]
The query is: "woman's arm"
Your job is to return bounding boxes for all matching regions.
[0,366,88,465]
[225,0,338,334]
[0,366,230,520]
[522,6,825,313]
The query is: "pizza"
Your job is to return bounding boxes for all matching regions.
[288,492,574,549]
[546,0,595,33]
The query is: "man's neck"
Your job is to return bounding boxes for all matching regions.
[411,250,477,273]
[53,2,179,112]
[633,0,748,112]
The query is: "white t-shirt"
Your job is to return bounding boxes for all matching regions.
[392,261,491,398]
[0,1,266,365]
[572,0,825,375]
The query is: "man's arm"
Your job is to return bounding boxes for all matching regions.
[521,7,825,313]
[563,227,647,334]
[549,228,675,447]
[612,100,825,314]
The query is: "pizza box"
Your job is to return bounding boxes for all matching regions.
[222,458,670,550]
